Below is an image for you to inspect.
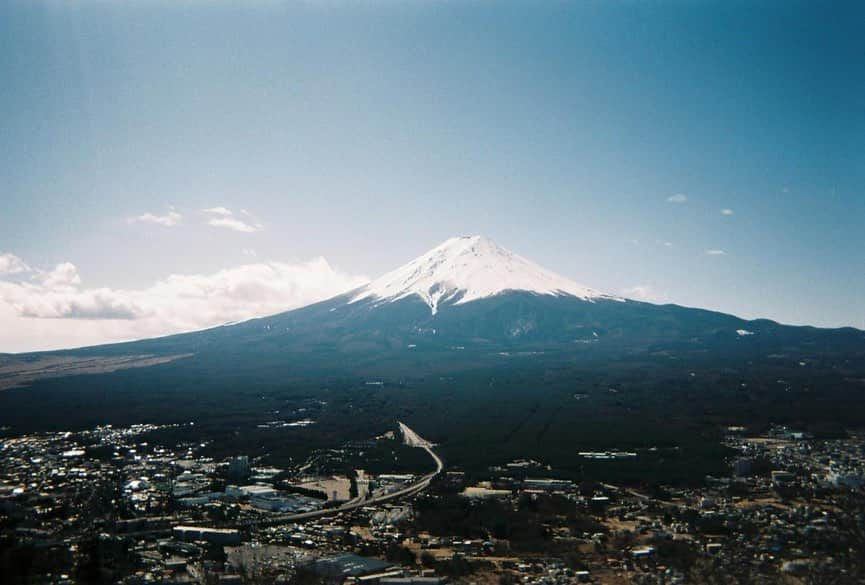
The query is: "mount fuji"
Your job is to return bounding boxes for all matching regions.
[349,235,619,314]
[1,236,864,460]
[6,234,864,367]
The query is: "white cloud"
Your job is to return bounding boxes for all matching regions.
[0,254,368,352]
[129,209,183,227]
[663,241,673,248]
[202,206,233,217]
[705,249,727,256]
[721,208,734,216]
[39,262,82,289]
[666,194,688,203]
[14,287,142,320]
[203,207,262,232]
[621,284,668,303]
[0,253,30,275]
[208,217,262,233]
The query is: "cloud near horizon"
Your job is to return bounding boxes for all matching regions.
[621,284,669,303]
[0,253,31,275]
[0,252,368,352]
[666,194,688,203]
[128,208,183,227]
[203,207,262,232]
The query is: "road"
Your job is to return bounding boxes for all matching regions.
[399,421,443,473]
[250,421,442,527]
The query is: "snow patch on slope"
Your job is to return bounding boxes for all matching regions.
[350,235,620,314]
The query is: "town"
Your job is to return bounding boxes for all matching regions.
[1,421,864,584]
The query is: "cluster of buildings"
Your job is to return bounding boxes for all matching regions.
[0,422,445,583]
[400,430,865,583]
[2,420,864,584]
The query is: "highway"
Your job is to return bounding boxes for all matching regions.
[250,421,442,527]
[399,421,443,473]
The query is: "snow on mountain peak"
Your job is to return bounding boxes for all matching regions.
[350,235,618,314]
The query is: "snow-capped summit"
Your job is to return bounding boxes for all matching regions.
[350,235,618,314]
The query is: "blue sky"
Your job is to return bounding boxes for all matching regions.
[0,0,862,351]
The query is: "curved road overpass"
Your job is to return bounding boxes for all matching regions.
[250,422,442,527]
